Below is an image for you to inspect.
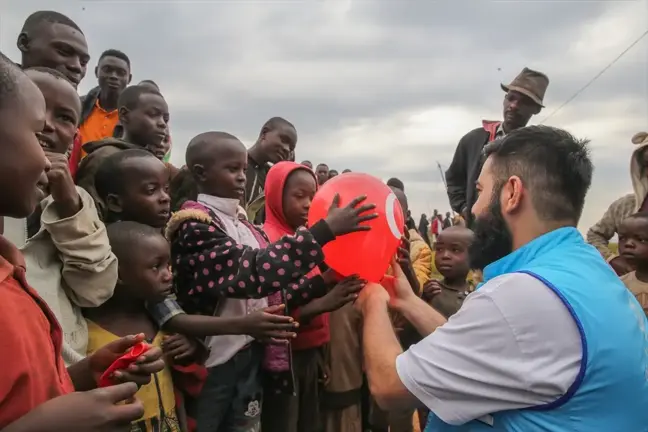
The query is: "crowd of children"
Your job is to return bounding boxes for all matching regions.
[2,8,648,432]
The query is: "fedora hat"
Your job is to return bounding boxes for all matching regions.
[501,67,549,107]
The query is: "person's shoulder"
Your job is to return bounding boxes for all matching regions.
[165,200,217,240]
[460,126,490,141]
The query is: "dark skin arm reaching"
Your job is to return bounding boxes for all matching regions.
[163,305,298,340]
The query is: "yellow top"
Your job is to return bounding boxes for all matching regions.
[86,320,181,432]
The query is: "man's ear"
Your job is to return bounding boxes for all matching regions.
[106,193,124,216]
[193,164,207,183]
[17,33,30,54]
[127,73,132,85]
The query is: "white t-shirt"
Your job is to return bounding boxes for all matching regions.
[396,272,582,426]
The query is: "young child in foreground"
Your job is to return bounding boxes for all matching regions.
[166,131,376,431]
[618,213,648,317]
[0,50,163,432]
[3,67,118,365]
[260,161,365,432]
[423,225,475,318]
[84,221,195,431]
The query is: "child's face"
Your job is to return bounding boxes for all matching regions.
[435,232,470,279]
[26,70,81,155]
[316,165,329,185]
[282,169,317,230]
[109,157,171,228]
[0,73,49,218]
[122,93,169,153]
[199,139,248,199]
[619,217,648,267]
[260,124,296,164]
[119,234,173,303]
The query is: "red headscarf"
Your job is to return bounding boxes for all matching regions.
[264,161,318,252]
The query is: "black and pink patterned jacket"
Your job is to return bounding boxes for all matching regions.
[165,200,333,392]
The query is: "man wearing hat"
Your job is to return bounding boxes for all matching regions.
[445,67,549,226]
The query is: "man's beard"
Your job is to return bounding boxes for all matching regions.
[469,193,513,271]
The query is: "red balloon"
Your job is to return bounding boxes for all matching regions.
[308,173,404,282]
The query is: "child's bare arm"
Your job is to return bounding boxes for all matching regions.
[163,306,297,340]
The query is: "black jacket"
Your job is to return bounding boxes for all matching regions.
[80,86,101,126]
[445,122,500,225]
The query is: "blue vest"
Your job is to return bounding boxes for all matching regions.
[425,227,648,432]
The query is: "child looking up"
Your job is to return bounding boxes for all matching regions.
[166,131,376,432]
[76,85,169,215]
[84,221,190,431]
[261,161,365,432]
[423,226,475,319]
[618,213,648,316]
[3,67,118,365]
[0,49,163,432]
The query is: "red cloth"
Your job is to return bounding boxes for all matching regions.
[482,120,502,142]
[263,161,330,350]
[68,132,82,180]
[0,236,74,428]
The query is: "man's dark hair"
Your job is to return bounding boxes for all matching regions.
[0,51,25,110]
[118,85,162,110]
[25,66,72,83]
[107,220,163,262]
[95,149,158,200]
[261,116,295,133]
[483,125,592,224]
[99,49,130,68]
[316,163,328,169]
[21,11,83,35]
[386,177,405,191]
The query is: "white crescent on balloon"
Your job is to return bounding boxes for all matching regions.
[385,192,402,240]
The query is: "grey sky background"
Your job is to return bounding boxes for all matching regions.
[1,1,647,232]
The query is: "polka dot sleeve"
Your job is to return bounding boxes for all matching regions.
[171,219,329,315]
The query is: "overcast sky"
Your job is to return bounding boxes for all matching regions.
[1,1,647,232]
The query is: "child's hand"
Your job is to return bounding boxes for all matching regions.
[317,275,365,313]
[16,383,144,432]
[397,236,420,294]
[241,304,298,344]
[45,151,81,218]
[422,280,443,303]
[89,334,165,387]
[325,194,378,236]
[162,334,197,362]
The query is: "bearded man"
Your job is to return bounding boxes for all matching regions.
[354,126,648,431]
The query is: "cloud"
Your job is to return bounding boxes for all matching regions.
[1,0,647,233]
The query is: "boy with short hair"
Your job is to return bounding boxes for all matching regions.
[78,49,132,147]
[423,225,475,318]
[84,221,194,431]
[618,213,648,316]
[95,149,171,227]
[0,49,163,432]
[167,131,375,431]
[3,67,117,365]
[245,117,298,223]
[76,85,169,215]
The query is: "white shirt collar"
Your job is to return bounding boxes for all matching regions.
[197,193,241,219]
